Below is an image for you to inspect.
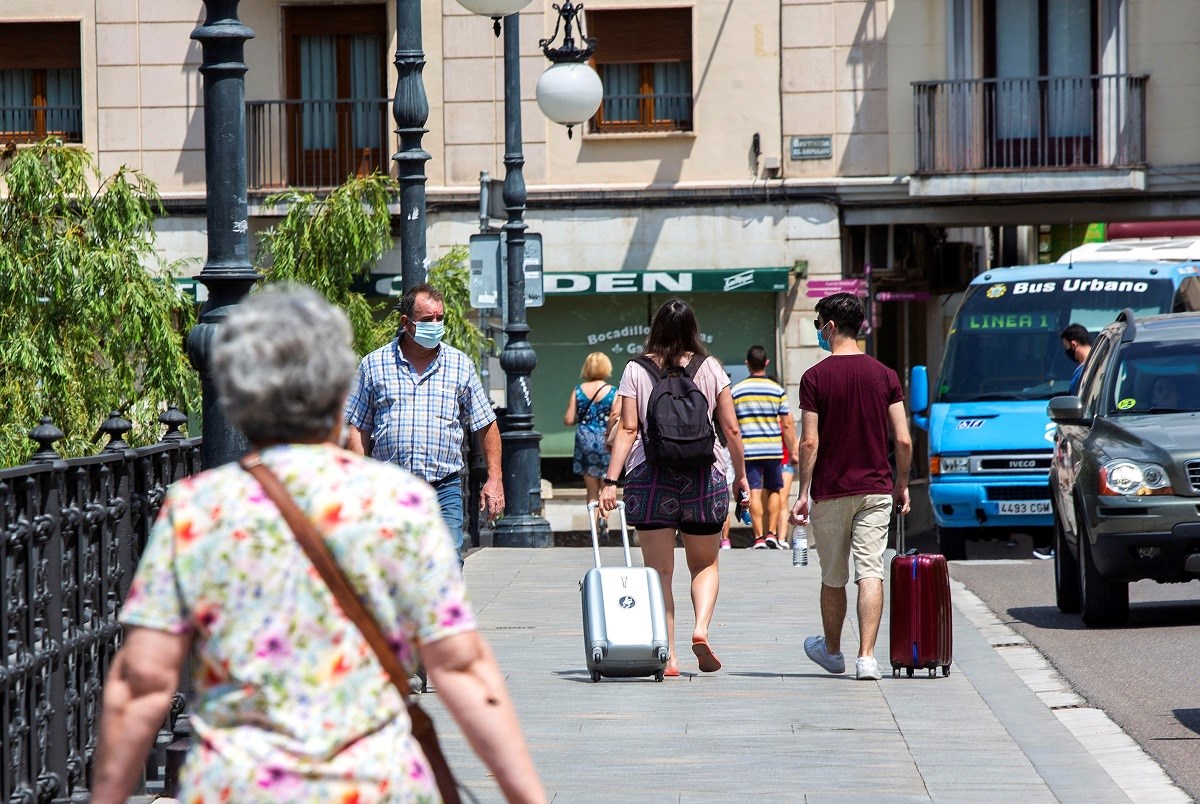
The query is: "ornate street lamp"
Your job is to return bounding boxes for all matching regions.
[394,0,431,293]
[188,0,257,468]
[457,0,606,548]
[536,1,603,138]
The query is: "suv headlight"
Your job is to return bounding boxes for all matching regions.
[1099,460,1174,496]
[931,456,970,475]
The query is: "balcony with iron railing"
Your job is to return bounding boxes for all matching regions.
[246,98,394,191]
[0,105,83,145]
[592,91,693,134]
[913,74,1148,175]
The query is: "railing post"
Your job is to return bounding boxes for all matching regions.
[25,420,68,802]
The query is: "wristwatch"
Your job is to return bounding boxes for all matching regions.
[603,477,618,486]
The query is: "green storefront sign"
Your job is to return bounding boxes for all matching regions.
[530,271,790,458]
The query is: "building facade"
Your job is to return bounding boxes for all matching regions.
[4,0,1199,466]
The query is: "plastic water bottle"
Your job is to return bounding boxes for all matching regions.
[792,524,809,567]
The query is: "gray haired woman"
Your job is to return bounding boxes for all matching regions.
[92,285,545,803]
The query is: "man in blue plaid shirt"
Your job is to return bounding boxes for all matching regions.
[345,283,504,558]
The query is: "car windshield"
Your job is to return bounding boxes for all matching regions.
[936,277,1174,403]
[1108,340,1200,415]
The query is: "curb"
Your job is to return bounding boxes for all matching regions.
[951,577,1189,803]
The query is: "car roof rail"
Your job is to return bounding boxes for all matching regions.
[1117,307,1138,342]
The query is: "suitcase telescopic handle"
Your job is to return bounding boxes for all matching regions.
[587,501,633,569]
[896,510,906,555]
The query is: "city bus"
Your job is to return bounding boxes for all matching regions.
[910,244,1200,559]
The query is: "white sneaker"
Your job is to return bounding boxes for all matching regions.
[803,636,846,674]
[855,656,882,681]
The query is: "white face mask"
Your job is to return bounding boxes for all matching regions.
[410,320,445,349]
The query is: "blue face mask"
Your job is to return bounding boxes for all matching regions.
[411,320,445,349]
[817,322,832,352]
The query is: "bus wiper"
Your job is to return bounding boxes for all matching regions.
[1149,407,1192,414]
[971,393,1027,401]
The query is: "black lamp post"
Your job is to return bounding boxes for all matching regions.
[394,0,431,292]
[490,11,553,548]
[187,0,257,468]
[450,2,603,547]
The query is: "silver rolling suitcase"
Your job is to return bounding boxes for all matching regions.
[581,501,669,682]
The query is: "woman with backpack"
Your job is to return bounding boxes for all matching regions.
[598,299,749,677]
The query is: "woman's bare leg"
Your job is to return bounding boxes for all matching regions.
[638,528,679,671]
[681,533,721,643]
[583,474,603,527]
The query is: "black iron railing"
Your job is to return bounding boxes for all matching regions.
[0,105,83,145]
[246,98,394,190]
[913,73,1148,174]
[1,409,201,803]
[594,91,693,133]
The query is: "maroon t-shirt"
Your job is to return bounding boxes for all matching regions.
[799,353,904,500]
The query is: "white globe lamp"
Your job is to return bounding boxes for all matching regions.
[536,61,603,138]
[455,0,534,17]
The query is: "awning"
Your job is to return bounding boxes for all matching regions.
[175,267,793,303]
[544,268,790,295]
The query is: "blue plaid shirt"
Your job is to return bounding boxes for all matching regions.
[344,337,495,482]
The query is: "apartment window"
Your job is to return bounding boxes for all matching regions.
[282,4,387,186]
[0,22,82,145]
[587,8,692,134]
[982,0,1097,167]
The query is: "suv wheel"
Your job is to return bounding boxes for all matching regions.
[1076,510,1129,627]
[1053,510,1080,614]
[937,526,968,560]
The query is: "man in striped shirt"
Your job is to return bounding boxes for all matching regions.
[731,345,798,549]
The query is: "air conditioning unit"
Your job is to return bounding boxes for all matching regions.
[930,242,977,289]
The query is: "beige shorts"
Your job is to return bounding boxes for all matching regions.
[810,494,893,587]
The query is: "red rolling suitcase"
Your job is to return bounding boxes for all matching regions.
[889,516,953,678]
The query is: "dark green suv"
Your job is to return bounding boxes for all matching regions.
[1049,310,1200,627]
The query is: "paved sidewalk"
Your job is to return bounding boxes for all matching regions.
[421,547,1180,803]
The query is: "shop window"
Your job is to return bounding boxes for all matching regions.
[0,22,82,145]
[587,8,692,134]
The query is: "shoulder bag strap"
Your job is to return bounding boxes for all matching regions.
[577,384,607,420]
[238,453,462,804]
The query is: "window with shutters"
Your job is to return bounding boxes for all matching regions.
[0,22,83,145]
[281,4,388,186]
[586,8,692,134]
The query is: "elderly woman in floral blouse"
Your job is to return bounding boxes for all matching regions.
[92,285,544,803]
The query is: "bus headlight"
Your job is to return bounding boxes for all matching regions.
[1099,460,1173,496]
[931,456,970,475]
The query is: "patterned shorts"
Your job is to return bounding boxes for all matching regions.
[622,462,729,536]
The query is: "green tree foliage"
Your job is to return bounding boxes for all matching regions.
[256,173,399,356]
[0,140,198,466]
[257,174,490,363]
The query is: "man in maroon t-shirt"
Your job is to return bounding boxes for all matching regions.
[791,292,912,681]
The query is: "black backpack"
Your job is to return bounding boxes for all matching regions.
[634,355,716,468]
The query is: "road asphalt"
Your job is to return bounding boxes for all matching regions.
[951,555,1200,801]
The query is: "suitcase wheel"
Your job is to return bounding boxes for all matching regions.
[941,664,951,677]
[928,668,936,679]
[906,667,914,678]
[654,670,664,682]
[590,670,601,683]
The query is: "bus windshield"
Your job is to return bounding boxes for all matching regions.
[936,277,1175,403]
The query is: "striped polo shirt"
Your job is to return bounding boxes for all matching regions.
[731,375,789,461]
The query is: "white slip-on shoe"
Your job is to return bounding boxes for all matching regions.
[803,636,846,674]
[855,656,883,680]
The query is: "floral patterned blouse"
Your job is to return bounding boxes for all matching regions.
[120,443,477,803]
